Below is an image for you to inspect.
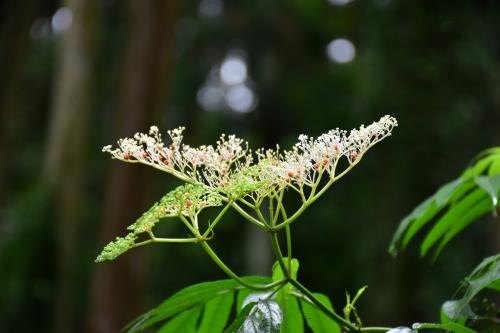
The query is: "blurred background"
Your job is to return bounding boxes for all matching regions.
[1,0,499,332]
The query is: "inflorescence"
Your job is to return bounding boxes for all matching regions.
[97,116,397,262]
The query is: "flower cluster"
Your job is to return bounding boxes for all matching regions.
[103,116,397,199]
[96,184,223,262]
[97,116,397,262]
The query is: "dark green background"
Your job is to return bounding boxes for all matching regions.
[1,0,499,332]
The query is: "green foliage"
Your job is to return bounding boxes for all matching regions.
[389,147,500,333]
[301,293,340,333]
[235,300,282,333]
[157,306,201,333]
[197,291,234,333]
[441,254,500,321]
[122,259,353,333]
[389,147,500,259]
[123,276,270,333]
[271,258,303,333]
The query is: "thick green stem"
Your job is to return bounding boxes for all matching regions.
[270,232,289,277]
[199,241,286,291]
[285,225,292,271]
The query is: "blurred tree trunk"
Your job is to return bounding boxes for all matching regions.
[43,1,96,333]
[87,1,178,332]
[0,0,37,206]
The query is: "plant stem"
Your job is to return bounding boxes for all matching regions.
[230,202,266,229]
[202,202,232,237]
[152,237,200,243]
[270,232,289,277]
[289,278,358,332]
[285,225,292,271]
[199,240,286,291]
[360,327,393,332]
[272,158,362,231]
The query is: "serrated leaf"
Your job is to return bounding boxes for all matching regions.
[441,301,474,324]
[158,306,201,333]
[300,293,340,333]
[224,302,258,333]
[197,291,234,333]
[239,291,274,314]
[411,322,477,333]
[236,300,282,333]
[124,276,270,332]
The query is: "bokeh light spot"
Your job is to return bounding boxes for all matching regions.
[326,38,356,64]
[51,7,73,32]
[225,84,256,113]
[220,56,247,85]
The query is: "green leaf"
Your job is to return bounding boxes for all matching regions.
[488,158,500,176]
[442,254,500,321]
[390,147,500,258]
[420,188,487,257]
[272,258,299,282]
[237,290,254,314]
[474,175,500,207]
[488,279,500,291]
[389,179,463,256]
[432,198,493,260]
[197,291,234,333]
[235,300,282,333]
[124,276,270,332]
[300,293,340,333]
[158,306,202,333]
[279,293,303,333]
[441,301,474,324]
[270,258,303,332]
[412,322,477,333]
[224,302,258,333]
[462,154,498,180]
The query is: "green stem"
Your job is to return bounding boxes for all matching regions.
[289,278,358,332]
[199,241,286,291]
[360,327,393,332]
[230,202,266,229]
[254,205,269,226]
[178,214,198,235]
[270,232,289,277]
[152,237,201,243]
[272,158,362,231]
[271,189,285,226]
[202,202,232,238]
[285,225,292,271]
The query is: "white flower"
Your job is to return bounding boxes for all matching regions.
[102,116,397,198]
